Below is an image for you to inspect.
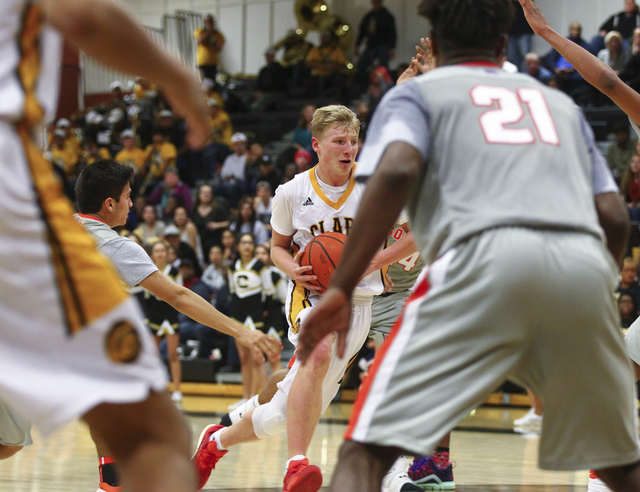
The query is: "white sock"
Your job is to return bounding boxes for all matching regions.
[208,428,227,450]
[286,455,306,470]
[229,394,260,424]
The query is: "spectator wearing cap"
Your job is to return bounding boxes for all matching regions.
[156,109,186,151]
[294,148,312,173]
[217,133,248,208]
[244,140,269,193]
[141,127,178,194]
[194,14,226,81]
[54,117,82,157]
[207,97,233,147]
[49,128,79,178]
[252,48,288,111]
[163,223,201,276]
[148,167,193,214]
[115,129,146,172]
[79,141,111,171]
[255,155,281,192]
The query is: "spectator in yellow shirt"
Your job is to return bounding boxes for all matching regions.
[195,14,225,81]
[116,129,146,172]
[141,128,177,194]
[305,30,347,97]
[50,128,79,178]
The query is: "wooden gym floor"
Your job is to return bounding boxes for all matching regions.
[0,385,592,492]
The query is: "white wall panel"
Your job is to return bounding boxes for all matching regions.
[246,3,272,74]
[219,4,245,75]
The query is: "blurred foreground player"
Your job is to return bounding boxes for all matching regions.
[298,1,640,491]
[0,0,212,491]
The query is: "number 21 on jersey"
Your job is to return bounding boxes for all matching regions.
[471,85,559,146]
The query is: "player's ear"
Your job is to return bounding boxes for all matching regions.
[104,197,114,212]
[311,137,320,154]
[495,34,508,63]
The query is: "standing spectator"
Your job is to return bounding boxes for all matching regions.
[252,48,288,111]
[228,233,275,405]
[507,0,534,71]
[229,196,270,246]
[148,167,193,212]
[305,31,348,97]
[607,122,636,180]
[195,14,225,81]
[144,241,184,403]
[598,31,630,74]
[524,52,553,84]
[219,133,249,207]
[355,0,397,91]
[192,184,231,256]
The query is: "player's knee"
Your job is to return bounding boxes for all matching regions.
[251,401,286,439]
[0,444,23,460]
[303,334,334,371]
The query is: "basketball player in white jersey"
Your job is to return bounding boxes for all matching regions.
[0,1,213,491]
[192,105,384,492]
[298,0,640,491]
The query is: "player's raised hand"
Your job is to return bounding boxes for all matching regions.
[291,249,322,292]
[238,328,283,363]
[518,0,551,36]
[297,287,352,363]
[397,37,435,85]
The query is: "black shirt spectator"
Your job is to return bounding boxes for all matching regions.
[355,0,397,89]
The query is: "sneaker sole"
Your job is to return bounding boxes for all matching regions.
[285,465,322,492]
[416,481,455,490]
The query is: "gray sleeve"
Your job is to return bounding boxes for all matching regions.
[356,80,430,180]
[100,238,158,288]
[579,112,617,196]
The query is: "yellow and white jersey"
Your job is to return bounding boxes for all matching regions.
[1,1,62,127]
[271,164,384,303]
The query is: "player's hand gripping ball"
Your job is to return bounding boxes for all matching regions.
[300,232,347,292]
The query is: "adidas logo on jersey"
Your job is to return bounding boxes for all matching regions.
[303,197,314,206]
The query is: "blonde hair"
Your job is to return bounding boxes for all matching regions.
[311,105,360,141]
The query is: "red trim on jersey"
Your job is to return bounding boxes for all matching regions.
[99,457,116,465]
[345,275,431,440]
[77,213,107,224]
[288,353,296,369]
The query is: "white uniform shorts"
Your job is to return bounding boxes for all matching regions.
[346,227,640,471]
[0,399,32,447]
[0,122,166,437]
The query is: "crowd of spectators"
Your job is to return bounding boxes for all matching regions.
[45,1,640,374]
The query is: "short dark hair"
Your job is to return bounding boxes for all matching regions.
[75,159,134,214]
[418,0,514,54]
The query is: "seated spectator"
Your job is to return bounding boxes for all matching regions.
[621,154,640,250]
[607,122,636,180]
[141,127,177,194]
[305,30,347,97]
[252,48,288,111]
[177,258,231,360]
[355,101,371,140]
[229,197,270,246]
[294,148,312,174]
[544,22,593,105]
[134,203,166,245]
[367,65,394,113]
[272,29,313,94]
[104,80,129,113]
[192,184,230,256]
[217,132,249,208]
[593,0,640,53]
[80,140,111,167]
[292,104,315,153]
[618,257,640,313]
[281,162,298,183]
[255,155,281,193]
[148,167,193,212]
[173,206,204,267]
[244,140,268,193]
[254,181,273,234]
[599,31,630,73]
[49,128,79,179]
[629,26,640,55]
[524,52,553,85]
[164,223,201,276]
[115,129,146,172]
[619,292,639,330]
[54,117,82,157]
[220,228,239,270]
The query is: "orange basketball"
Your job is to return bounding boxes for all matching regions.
[300,232,348,292]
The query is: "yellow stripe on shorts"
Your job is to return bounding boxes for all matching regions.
[17,5,128,335]
[288,282,311,335]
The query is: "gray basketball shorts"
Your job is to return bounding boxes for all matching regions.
[0,400,32,447]
[346,227,640,471]
[369,290,412,344]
